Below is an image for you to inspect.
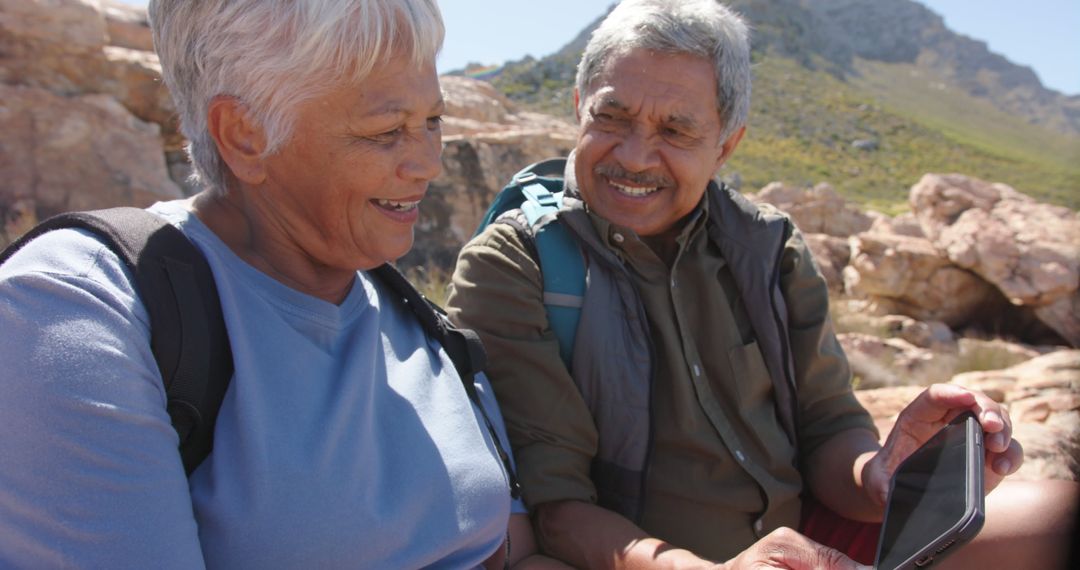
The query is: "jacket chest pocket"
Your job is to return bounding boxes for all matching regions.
[727,340,794,459]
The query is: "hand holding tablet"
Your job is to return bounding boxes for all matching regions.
[874,411,985,569]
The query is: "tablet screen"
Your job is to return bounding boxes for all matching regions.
[876,417,974,569]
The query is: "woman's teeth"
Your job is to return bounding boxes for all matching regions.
[375,198,419,211]
[611,182,658,196]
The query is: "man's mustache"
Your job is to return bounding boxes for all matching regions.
[594,164,674,188]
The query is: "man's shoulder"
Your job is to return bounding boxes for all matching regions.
[708,184,793,242]
[467,217,531,253]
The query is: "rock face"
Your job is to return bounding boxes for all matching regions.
[0,85,182,242]
[752,181,879,237]
[803,233,850,292]
[0,0,181,247]
[911,174,1080,346]
[843,231,1002,326]
[0,0,111,95]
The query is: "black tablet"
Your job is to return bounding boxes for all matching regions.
[874,411,985,569]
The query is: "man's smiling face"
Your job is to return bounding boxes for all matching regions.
[574,48,743,237]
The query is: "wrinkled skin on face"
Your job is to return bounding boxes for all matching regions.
[199,54,444,302]
[574,48,744,239]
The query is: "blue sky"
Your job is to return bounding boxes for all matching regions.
[118,0,1079,95]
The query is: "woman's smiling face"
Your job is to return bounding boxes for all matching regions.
[256,53,445,272]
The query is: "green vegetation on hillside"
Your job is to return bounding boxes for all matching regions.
[732,57,1080,213]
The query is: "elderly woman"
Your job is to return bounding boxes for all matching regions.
[0,1,554,568]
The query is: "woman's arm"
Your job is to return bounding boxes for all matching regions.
[0,230,205,568]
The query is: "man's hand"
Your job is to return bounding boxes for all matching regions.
[862,383,1024,508]
[720,528,870,570]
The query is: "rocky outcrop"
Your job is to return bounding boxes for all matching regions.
[0,84,182,240]
[0,0,111,96]
[803,233,850,292]
[101,0,154,52]
[911,173,1080,346]
[0,0,180,247]
[752,181,879,237]
[843,231,1002,326]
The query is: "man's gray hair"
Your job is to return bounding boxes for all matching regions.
[148,0,444,193]
[576,0,751,142]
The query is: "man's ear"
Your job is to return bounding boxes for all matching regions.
[714,125,746,170]
[206,95,268,186]
[574,88,581,123]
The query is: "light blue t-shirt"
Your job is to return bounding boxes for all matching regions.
[0,201,523,569]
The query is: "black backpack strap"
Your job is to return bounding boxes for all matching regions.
[371,264,522,499]
[1,207,233,475]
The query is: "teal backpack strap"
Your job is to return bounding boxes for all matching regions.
[474,157,586,368]
[516,175,585,368]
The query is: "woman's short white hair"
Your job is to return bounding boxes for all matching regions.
[576,0,751,143]
[148,0,444,194]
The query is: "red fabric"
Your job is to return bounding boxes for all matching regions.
[799,498,882,565]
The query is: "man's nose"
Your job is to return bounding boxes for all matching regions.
[611,127,661,173]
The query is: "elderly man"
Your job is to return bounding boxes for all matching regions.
[446,0,1076,568]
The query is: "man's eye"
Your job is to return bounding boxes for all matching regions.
[662,127,699,145]
[366,127,404,144]
[426,115,444,131]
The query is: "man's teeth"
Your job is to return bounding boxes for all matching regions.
[375,198,419,211]
[611,182,658,196]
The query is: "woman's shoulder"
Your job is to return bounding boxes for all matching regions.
[1,224,136,297]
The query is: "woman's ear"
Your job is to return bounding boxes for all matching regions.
[206,96,268,185]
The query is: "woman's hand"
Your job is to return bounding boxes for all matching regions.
[861,383,1024,509]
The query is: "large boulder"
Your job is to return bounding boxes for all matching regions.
[0,0,111,95]
[843,231,1002,326]
[804,233,850,292]
[102,0,153,52]
[0,84,182,246]
[101,46,179,147]
[911,173,1080,346]
[440,75,576,140]
[867,211,924,238]
[752,181,880,237]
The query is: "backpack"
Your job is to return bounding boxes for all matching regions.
[474,158,585,368]
[0,207,519,497]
